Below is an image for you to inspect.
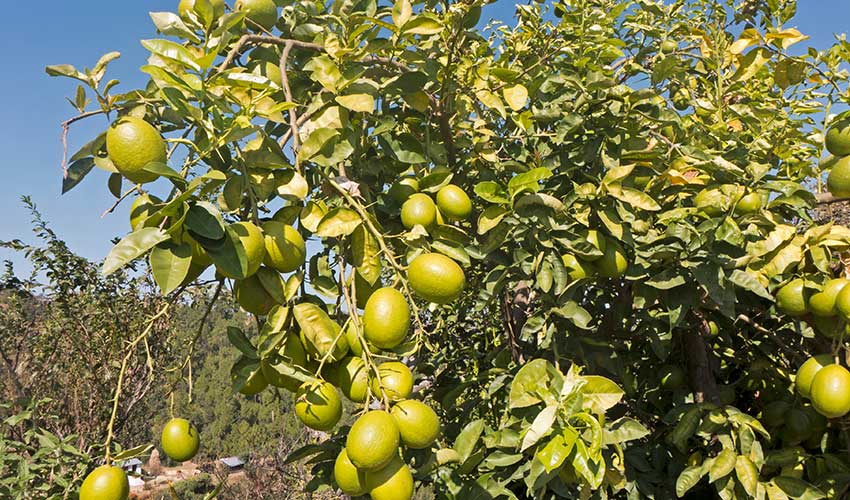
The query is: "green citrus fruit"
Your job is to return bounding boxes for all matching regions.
[388,177,419,204]
[761,400,790,429]
[79,465,129,500]
[295,381,342,431]
[659,365,686,390]
[694,188,732,217]
[827,155,850,198]
[343,319,364,356]
[346,410,400,471]
[561,254,596,280]
[337,356,369,403]
[706,320,719,338]
[178,0,225,19]
[391,399,440,449]
[214,222,266,279]
[408,253,465,304]
[835,284,850,321]
[234,273,277,316]
[363,288,410,349]
[436,184,472,220]
[371,361,413,401]
[106,116,165,184]
[583,230,607,261]
[161,418,200,462]
[334,449,368,496]
[129,193,162,230]
[811,364,850,418]
[775,279,810,317]
[235,0,278,30]
[826,117,850,156]
[262,332,308,391]
[262,221,306,273]
[237,365,268,395]
[596,241,628,278]
[734,192,762,215]
[672,87,690,111]
[367,454,414,500]
[660,40,677,53]
[782,408,812,445]
[401,193,437,229]
[796,354,833,399]
[809,278,850,317]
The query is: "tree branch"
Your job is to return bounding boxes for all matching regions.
[60,110,106,176]
[279,42,301,172]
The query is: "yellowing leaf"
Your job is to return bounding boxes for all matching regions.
[503,84,528,111]
[729,28,762,55]
[766,28,809,50]
[335,94,375,113]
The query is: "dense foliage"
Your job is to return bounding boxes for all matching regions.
[44,0,850,498]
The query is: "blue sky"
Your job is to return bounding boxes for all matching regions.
[0,1,848,276]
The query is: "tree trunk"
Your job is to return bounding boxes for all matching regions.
[683,328,720,404]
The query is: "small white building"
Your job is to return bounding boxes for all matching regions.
[119,458,143,476]
[219,456,245,471]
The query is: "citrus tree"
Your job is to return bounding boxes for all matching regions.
[48,0,850,498]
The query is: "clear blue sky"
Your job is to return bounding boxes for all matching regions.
[0,1,847,276]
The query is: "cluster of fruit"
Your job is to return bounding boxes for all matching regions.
[80,418,200,500]
[824,117,850,198]
[560,229,629,280]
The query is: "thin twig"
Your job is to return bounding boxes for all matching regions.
[279,42,302,172]
[101,185,141,218]
[215,35,323,74]
[60,110,106,176]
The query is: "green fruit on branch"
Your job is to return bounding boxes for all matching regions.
[334,449,369,496]
[583,230,607,261]
[262,221,306,273]
[371,361,414,401]
[561,253,596,280]
[435,184,472,220]
[234,273,277,316]
[79,465,129,500]
[367,454,414,500]
[810,364,850,418]
[796,354,833,399]
[809,278,850,317]
[160,417,200,462]
[401,193,437,229]
[775,279,810,317]
[391,399,440,449]
[337,356,369,403]
[295,381,342,431]
[825,117,850,156]
[346,410,401,471]
[827,155,850,198]
[407,253,465,304]
[106,116,165,184]
[363,287,410,350]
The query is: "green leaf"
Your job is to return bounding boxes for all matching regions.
[735,455,759,497]
[142,162,187,189]
[299,128,338,161]
[227,326,257,359]
[103,228,170,275]
[607,184,661,211]
[478,206,510,235]
[206,225,249,279]
[474,181,509,204]
[454,419,485,464]
[510,358,562,409]
[275,171,309,200]
[150,242,192,295]
[185,202,225,241]
[581,376,624,414]
[508,168,552,198]
[728,269,773,300]
[602,417,650,445]
[292,303,348,361]
[140,39,201,71]
[732,48,771,82]
[709,449,736,483]
[675,465,707,497]
[62,158,95,194]
[257,267,286,305]
[111,444,153,461]
[352,225,381,285]
[335,94,375,113]
[402,15,443,35]
[520,405,557,451]
[45,64,88,83]
[316,208,361,238]
[536,428,577,473]
[503,84,528,111]
[772,476,825,500]
[149,12,200,43]
[300,200,328,233]
[392,0,412,26]
[551,301,592,329]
